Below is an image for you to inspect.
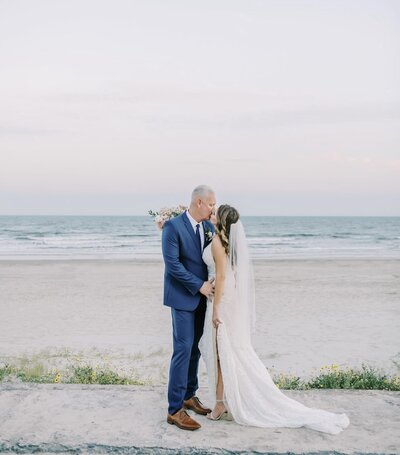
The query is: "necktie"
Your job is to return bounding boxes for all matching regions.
[195,224,202,252]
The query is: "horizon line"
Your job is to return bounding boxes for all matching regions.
[0,214,399,218]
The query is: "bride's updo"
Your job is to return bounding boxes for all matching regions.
[216,204,240,255]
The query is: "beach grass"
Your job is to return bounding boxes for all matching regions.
[274,363,400,391]
[0,357,148,386]
[0,358,398,390]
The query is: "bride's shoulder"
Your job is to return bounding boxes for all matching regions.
[211,234,228,265]
[211,232,221,243]
[211,233,223,251]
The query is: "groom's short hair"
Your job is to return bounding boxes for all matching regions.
[191,185,214,202]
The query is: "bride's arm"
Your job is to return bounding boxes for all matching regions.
[211,235,227,327]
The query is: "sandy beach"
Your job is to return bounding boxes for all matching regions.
[1,383,399,454]
[0,258,399,387]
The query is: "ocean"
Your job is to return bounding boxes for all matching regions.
[0,215,399,260]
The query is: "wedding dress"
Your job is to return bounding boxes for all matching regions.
[198,221,350,435]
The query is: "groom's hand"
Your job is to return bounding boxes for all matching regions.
[200,280,214,298]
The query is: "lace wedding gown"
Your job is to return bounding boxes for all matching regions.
[199,242,350,435]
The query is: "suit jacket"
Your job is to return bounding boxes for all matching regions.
[162,211,215,311]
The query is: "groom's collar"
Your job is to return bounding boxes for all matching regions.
[186,209,202,230]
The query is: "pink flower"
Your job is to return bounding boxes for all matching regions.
[149,204,187,230]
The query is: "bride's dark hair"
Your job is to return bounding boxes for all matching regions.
[216,204,240,256]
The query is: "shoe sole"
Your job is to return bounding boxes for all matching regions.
[167,417,201,431]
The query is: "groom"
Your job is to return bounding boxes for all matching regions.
[162,185,216,431]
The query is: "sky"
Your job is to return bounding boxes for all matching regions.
[0,0,399,216]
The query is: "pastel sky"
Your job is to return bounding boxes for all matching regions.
[0,0,399,215]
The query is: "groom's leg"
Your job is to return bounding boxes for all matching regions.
[168,307,195,415]
[185,296,207,400]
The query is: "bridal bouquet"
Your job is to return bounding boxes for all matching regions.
[149,204,187,230]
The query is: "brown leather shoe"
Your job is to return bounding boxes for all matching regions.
[167,408,201,431]
[183,396,212,416]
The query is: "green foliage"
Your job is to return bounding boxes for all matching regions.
[1,359,399,390]
[274,363,400,391]
[273,373,303,390]
[304,363,400,391]
[68,364,145,385]
[0,360,147,385]
[0,364,12,381]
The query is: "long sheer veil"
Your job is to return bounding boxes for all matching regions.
[202,219,350,434]
[228,219,256,337]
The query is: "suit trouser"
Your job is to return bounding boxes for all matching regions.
[168,296,207,415]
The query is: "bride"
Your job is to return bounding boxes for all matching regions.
[199,204,350,435]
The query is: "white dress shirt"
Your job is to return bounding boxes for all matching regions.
[186,209,205,250]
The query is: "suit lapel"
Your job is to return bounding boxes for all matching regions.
[202,221,213,250]
[182,211,199,247]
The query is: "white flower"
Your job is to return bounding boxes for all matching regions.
[149,204,188,230]
[205,229,214,242]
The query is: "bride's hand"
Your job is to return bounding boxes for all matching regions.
[212,307,222,328]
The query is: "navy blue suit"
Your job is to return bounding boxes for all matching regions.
[162,211,215,415]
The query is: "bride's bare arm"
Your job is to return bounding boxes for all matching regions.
[211,235,227,326]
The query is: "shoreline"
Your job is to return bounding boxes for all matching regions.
[0,256,399,262]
